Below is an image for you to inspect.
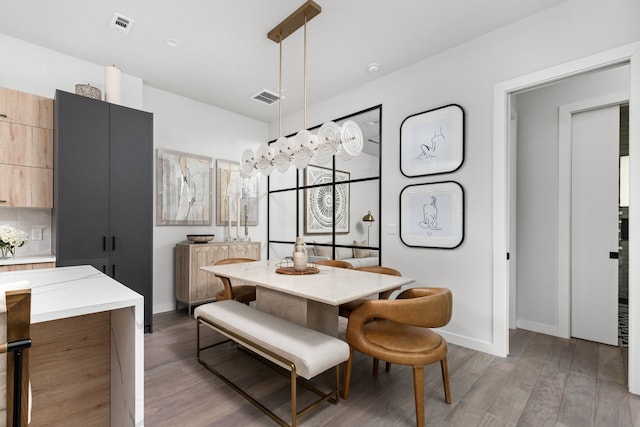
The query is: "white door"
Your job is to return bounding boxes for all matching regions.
[571,105,619,346]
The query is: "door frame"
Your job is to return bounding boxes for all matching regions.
[558,94,628,339]
[493,41,640,393]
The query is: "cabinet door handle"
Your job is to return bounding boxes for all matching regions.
[0,114,7,118]
[103,236,107,251]
[111,264,116,278]
[0,200,7,204]
[102,265,106,273]
[112,236,116,251]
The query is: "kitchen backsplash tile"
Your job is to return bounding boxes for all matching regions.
[0,208,52,257]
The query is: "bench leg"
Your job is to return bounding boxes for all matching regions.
[291,369,297,427]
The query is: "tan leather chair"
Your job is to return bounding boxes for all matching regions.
[339,266,401,319]
[315,259,353,269]
[214,258,257,304]
[342,287,453,427]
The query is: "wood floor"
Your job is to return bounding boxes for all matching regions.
[145,310,640,426]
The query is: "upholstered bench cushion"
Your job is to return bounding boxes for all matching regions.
[195,300,349,380]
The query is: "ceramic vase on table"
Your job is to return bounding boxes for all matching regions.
[292,237,308,271]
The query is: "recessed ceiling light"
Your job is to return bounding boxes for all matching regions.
[165,37,180,47]
[367,63,380,73]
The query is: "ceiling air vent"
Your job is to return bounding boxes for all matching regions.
[251,90,283,105]
[110,13,135,34]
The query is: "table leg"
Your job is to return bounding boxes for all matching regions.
[256,287,339,336]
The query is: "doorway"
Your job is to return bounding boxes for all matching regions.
[510,66,629,343]
[493,42,640,393]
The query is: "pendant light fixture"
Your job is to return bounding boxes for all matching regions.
[241,0,363,176]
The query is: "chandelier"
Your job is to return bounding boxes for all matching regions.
[241,0,363,176]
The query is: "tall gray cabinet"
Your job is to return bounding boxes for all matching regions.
[54,90,153,332]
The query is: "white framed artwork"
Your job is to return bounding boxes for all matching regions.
[400,104,464,177]
[399,181,464,249]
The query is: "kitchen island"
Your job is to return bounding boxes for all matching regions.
[0,265,143,426]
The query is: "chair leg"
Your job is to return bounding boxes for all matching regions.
[342,349,354,399]
[412,366,425,427]
[440,357,451,404]
[385,361,392,372]
[373,358,379,376]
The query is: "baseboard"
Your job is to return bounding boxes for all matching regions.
[153,303,176,314]
[438,330,500,356]
[516,319,559,336]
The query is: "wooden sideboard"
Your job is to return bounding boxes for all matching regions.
[175,241,261,312]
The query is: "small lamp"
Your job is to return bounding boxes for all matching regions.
[362,211,375,245]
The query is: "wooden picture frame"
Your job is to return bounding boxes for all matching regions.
[156,148,212,225]
[215,159,259,227]
[400,104,465,177]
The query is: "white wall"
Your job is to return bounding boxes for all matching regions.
[271,0,640,354]
[514,65,629,334]
[0,33,269,315]
[0,33,143,108]
[144,87,268,313]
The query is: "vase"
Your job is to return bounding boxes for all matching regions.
[293,251,307,271]
[0,245,14,259]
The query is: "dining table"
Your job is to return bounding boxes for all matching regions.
[201,259,414,336]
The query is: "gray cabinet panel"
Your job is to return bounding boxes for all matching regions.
[54,90,153,331]
[54,91,109,265]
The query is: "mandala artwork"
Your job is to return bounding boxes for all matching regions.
[305,166,350,234]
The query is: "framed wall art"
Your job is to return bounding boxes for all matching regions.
[399,181,464,249]
[304,165,350,234]
[156,148,213,225]
[400,104,465,177]
[216,159,259,227]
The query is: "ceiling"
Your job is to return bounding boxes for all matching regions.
[0,0,565,123]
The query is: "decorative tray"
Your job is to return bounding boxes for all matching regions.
[275,266,320,275]
[275,257,319,275]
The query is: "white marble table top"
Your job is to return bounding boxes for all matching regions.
[0,265,143,323]
[201,259,414,305]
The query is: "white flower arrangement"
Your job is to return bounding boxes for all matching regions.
[0,224,29,257]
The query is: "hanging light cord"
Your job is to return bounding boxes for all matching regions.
[278,34,283,138]
[303,16,307,130]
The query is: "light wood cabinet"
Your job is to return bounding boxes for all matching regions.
[0,262,55,272]
[175,241,261,312]
[0,87,53,208]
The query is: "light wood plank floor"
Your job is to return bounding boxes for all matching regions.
[145,310,640,426]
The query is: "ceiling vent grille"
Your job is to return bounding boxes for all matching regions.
[110,13,135,34]
[251,90,283,105]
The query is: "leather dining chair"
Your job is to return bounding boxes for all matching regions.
[213,258,257,304]
[315,259,353,269]
[339,266,401,319]
[342,287,453,427]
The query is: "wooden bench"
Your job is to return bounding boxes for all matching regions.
[194,300,349,426]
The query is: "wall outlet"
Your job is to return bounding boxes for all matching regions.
[386,224,397,235]
[31,227,43,241]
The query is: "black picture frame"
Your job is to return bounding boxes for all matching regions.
[400,104,465,177]
[399,181,464,249]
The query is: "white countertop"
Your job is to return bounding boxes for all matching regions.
[201,259,414,305]
[0,255,56,267]
[0,265,143,323]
